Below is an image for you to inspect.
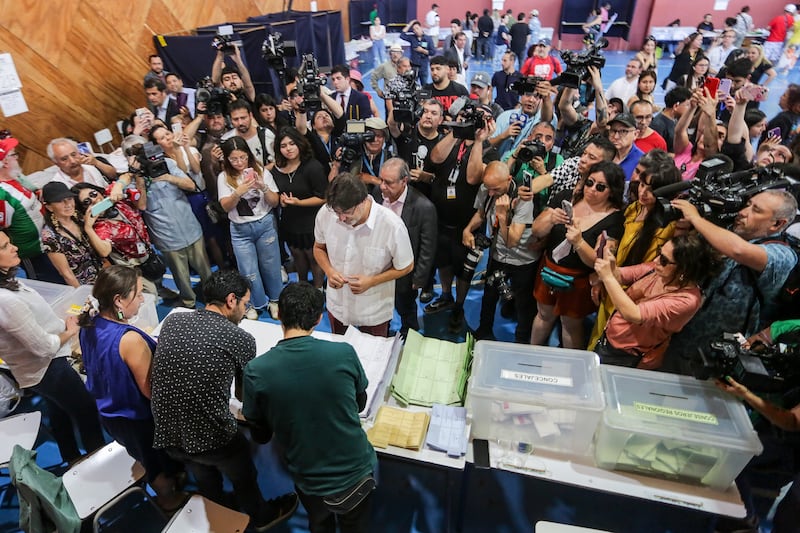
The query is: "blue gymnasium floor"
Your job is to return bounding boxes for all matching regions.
[2,50,798,533]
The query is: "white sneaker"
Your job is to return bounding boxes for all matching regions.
[268,301,279,320]
[244,306,259,320]
[281,266,289,284]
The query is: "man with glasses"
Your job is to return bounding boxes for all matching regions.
[313,173,414,336]
[371,158,437,336]
[631,100,667,153]
[607,113,644,180]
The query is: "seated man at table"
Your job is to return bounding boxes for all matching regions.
[151,270,298,531]
[313,173,414,336]
[243,282,377,533]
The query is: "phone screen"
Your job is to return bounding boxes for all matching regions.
[77,142,91,155]
[522,171,533,189]
[473,439,490,469]
[768,127,782,139]
[171,123,183,136]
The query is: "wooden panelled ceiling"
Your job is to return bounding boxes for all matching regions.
[0,0,347,174]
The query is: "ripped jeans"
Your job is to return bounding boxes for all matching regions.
[230,212,283,309]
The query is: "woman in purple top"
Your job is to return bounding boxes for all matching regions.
[78,265,186,511]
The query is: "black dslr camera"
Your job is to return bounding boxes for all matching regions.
[388,72,431,124]
[127,142,169,185]
[338,120,375,173]
[195,76,231,117]
[296,54,326,113]
[510,76,545,95]
[261,31,297,72]
[486,269,513,301]
[461,233,492,281]
[517,140,547,163]
[694,333,800,393]
[551,39,608,89]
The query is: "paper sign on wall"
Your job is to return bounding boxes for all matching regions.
[0,90,28,117]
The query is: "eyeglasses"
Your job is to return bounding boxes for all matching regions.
[634,115,653,121]
[81,190,100,207]
[584,178,607,192]
[228,155,249,163]
[609,128,634,137]
[0,129,11,140]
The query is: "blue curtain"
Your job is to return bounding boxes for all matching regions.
[153,35,218,88]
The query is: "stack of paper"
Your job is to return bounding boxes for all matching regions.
[425,404,468,457]
[342,328,402,419]
[391,330,473,406]
[367,406,430,450]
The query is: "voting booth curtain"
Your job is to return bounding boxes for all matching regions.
[153,11,346,99]
[559,0,637,40]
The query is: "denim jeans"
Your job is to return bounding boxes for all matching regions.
[371,39,386,65]
[230,213,283,309]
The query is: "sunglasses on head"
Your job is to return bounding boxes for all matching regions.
[81,190,100,207]
[584,178,607,192]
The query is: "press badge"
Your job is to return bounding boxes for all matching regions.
[447,185,456,199]
[136,242,147,255]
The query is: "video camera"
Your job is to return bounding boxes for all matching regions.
[694,333,800,393]
[211,26,243,55]
[338,120,375,173]
[442,97,486,141]
[127,142,169,185]
[261,31,297,72]
[388,72,431,124]
[296,54,326,113]
[551,39,607,89]
[195,76,231,117]
[652,163,794,228]
[510,76,545,95]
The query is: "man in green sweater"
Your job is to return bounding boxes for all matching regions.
[243,282,377,533]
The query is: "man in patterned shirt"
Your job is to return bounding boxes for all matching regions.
[151,270,298,531]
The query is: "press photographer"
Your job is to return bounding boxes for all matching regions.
[388,98,444,196]
[211,32,256,104]
[713,319,800,533]
[504,121,564,217]
[490,75,554,157]
[661,190,798,375]
[462,161,540,344]
[554,65,608,159]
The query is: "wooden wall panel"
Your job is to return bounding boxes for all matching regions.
[0,0,350,175]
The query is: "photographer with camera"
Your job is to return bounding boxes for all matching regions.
[555,65,609,160]
[713,319,800,532]
[424,104,499,331]
[371,44,406,102]
[121,135,212,309]
[464,161,539,343]
[662,190,798,375]
[491,76,554,157]
[504,121,563,215]
[211,43,255,104]
[388,98,444,196]
[673,87,726,180]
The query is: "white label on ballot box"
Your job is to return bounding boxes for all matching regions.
[633,402,719,425]
[500,369,573,388]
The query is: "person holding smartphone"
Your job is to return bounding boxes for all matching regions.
[218,137,283,320]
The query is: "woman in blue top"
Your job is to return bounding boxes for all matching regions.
[78,265,186,511]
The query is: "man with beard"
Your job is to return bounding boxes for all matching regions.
[490,77,553,157]
[211,44,256,103]
[388,98,444,197]
[423,56,469,115]
[223,100,273,167]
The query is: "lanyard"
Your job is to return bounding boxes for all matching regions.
[363,151,383,176]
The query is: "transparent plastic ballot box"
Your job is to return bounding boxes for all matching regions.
[595,366,763,491]
[465,341,604,456]
[20,278,76,312]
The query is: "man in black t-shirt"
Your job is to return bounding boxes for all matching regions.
[424,56,469,115]
[509,13,531,69]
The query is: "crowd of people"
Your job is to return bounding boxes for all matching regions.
[2,3,800,531]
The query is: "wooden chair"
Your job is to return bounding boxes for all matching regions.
[161,494,250,533]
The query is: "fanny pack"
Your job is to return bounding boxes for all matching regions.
[541,266,574,291]
[322,475,376,514]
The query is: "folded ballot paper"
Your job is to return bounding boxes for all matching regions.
[425,404,468,457]
[342,327,403,419]
[367,406,430,450]
[391,330,473,407]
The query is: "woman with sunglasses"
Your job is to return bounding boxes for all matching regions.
[218,137,282,320]
[593,233,722,369]
[72,180,159,295]
[635,36,659,72]
[588,159,680,350]
[40,182,103,287]
[530,161,625,349]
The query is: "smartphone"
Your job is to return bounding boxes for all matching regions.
[135,107,148,119]
[175,92,188,109]
[718,78,732,97]
[743,85,769,102]
[473,439,490,469]
[76,142,91,155]
[243,167,255,180]
[597,230,608,259]
[561,200,573,224]
[171,122,183,136]
[703,76,720,97]
[768,127,782,139]
[90,197,114,217]
[522,170,533,189]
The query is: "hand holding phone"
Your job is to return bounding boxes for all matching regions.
[597,230,608,259]
[77,142,91,155]
[718,78,732,97]
[703,76,720,98]
[90,198,114,217]
[561,200,573,224]
[767,127,782,140]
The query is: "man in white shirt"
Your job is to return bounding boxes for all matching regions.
[425,4,441,47]
[604,58,643,105]
[46,138,117,189]
[313,173,414,336]
[707,30,738,75]
[444,32,471,86]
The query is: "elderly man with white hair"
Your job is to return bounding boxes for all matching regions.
[47,137,117,188]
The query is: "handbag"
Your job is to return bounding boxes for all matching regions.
[322,475,376,514]
[113,208,166,281]
[540,266,574,291]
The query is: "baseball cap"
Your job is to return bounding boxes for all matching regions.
[365,117,388,130]
[537,37,551,47]
[389,44,403,53]
[531,9,539,17]
[0,137,19,162]
[609,112,637,129]
[470,72,490,88]
[41,182,77,204]
[786,4,797,14]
